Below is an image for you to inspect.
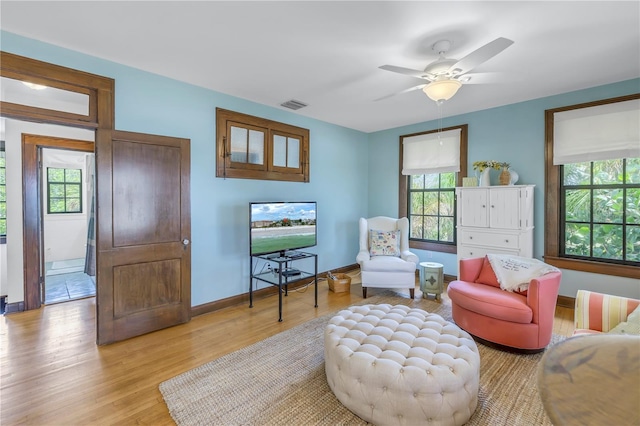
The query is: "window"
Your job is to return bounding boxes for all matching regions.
[216,108,309,182]
[408,173,456,245]
[545,94,640,278]
[272,133,301,170]
[47,167,82,214]
[399,125,468,253]
[0,141,5,243]
[561,159,639,265]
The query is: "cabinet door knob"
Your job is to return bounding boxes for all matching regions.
[469,252,473,255]
[469,236,473,240]
[505,239,509,243]
[491,205,495,208]
[482,205,486,208]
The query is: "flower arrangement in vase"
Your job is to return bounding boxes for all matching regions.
[472,160,501,172]
[472,160,501,186]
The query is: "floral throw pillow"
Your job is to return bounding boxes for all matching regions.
[369,229,400,256]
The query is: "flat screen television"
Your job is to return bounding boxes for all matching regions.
[250,201,317,256]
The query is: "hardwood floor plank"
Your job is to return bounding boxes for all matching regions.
[1,272,575,425]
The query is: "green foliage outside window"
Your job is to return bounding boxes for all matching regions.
[562,158,640,264]
[408,172,456,244]
[47,167,82,214]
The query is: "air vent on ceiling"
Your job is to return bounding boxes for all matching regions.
[280,99,308,110]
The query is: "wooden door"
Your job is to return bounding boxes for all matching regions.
[458,188,489,228]
[489,188,521,229]
[95,130,191,345]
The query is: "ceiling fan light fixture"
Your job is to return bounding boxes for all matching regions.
[422,79,462,102]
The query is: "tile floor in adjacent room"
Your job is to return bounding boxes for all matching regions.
[44,260,96,304]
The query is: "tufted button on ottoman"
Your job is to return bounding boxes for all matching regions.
[324,304,480,426]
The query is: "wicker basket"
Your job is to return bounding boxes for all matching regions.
[328,273,351,293]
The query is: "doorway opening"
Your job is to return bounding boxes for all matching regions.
[41,147,96,305]
[20,132,95,311]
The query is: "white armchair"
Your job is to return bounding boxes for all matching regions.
[356,216,419,298]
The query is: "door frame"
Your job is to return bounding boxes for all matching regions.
[2,52,192,345]
[22,135,94,309]
[1,54,114,308]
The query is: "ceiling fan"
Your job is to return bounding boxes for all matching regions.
[378,37,514,103]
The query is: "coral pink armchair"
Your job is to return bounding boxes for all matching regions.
[447,257,561,352]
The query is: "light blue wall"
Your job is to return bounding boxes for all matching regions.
[368,78,640,299]
[1,31,369,306]
[2,31,638,303]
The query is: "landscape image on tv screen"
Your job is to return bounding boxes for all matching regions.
[250,202,316,255]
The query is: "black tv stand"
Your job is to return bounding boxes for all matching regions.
[249,251,318,322]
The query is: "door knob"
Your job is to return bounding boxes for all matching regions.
[183,239,190,245]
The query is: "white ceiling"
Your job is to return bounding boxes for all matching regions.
[1,1,639,133]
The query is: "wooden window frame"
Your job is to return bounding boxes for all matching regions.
[46,167,83,214]
[399,124,468,254]
[270,130,303,174]
[226,120,267,171]
[544,93,640,279]
[216,108,310,182]
[1,68,98,129]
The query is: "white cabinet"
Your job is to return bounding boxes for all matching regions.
[456,185,534,269]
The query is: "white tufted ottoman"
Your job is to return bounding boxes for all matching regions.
[324,304,480,426]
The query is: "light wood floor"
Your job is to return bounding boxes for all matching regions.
[0,272,575,425]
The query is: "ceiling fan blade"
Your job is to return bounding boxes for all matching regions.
[456,72,508,84]
[374,84,426,101]
[448,37,514,75]
[379,65,428,79]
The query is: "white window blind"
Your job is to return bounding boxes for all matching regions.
[402,128,461,175]
[553,98,640,165]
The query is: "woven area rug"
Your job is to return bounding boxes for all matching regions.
[160,292,563,425]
